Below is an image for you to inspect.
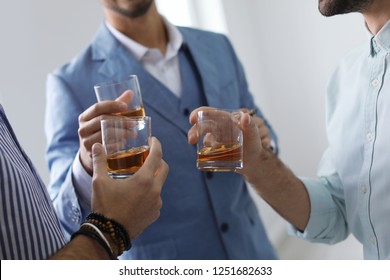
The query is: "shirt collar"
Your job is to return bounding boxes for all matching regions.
[367,19,390,56]
[105,17,183,61]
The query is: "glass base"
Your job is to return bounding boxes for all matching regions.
[197,161,243,172]
[108,172,133,179]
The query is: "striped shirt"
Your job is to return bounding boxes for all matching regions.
[0,104,66,259]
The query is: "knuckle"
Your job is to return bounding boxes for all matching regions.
[81,138,92,150]
[78,126,85,137]
[91,179,101,193]
[78,113,85,123]
[156,197,163,209]
[154,210,161,221]
[80,137,87,147]
[91,105,100,116]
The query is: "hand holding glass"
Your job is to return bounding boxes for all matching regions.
[101,116,151,179]
[94,75,145,117]
[196,109,243,172]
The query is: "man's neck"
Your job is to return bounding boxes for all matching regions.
[363,0,390,35]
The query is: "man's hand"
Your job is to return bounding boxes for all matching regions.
[78,91,132,175]
[91,137,169,239]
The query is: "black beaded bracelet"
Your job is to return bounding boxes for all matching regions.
[86,212,131,256]
[71,224,117,260]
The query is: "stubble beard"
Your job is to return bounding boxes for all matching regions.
[107,0,154,19]
[318,0,374,16]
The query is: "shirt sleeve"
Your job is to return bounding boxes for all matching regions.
[287,148,350,244]
[71,151,92,210]
[45,73,90,240]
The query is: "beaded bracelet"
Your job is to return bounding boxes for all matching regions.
[86,212,131,256]
[83,223,114,254]
[71,223,117,260]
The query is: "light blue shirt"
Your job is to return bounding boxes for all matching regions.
[289,20,390,259]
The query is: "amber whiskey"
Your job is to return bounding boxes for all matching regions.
[107,145,150,178]
[197,143,243,172]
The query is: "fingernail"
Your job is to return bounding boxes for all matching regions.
[244,114,251,126]
[92,143,102,156]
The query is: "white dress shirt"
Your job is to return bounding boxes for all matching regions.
[105,18,183,98]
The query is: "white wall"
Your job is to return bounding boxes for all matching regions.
[0,0,104,183]
[0,0,365,259]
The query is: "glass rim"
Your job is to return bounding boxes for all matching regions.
[94,75,139,89]
[196,109,243,118]
[197,108,243,113]
[100,115,151,124]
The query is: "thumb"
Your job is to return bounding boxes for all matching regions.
[92,143,108,179]
[241,113,262,147]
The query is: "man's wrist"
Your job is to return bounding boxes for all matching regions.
[243,147,274,185]
[71,223,118,260]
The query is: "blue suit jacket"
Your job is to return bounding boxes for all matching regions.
[45,23,278,259]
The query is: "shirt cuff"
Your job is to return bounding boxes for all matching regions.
[287,176,339,241]
[71,151,92,210]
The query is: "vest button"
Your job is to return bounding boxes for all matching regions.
[183,108,190,116]
[206,172,213,179]
[221,223,229,233]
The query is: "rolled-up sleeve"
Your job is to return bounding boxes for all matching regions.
[287,148,350,244]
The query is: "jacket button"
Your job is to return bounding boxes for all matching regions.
[206,172,213,179]
[221,223,229,233]
[183,108,190,116]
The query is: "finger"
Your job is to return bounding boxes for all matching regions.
[261,136,271,148]
[257,123,271,147]
[250,115,264,128]
[116,90,133,105]
[258,124,269,139]
[79,101,128,122]
[188,106,216,125]
[78,117,103,140]
[203,132,217,146]
[138,137,163,176]
[187,125,198,145]
[240,113,260,142]
[92,143,108,180]
[239,108,250,114]
[80,130,103,153]
[154,160,169,188]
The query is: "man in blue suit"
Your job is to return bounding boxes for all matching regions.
[45,0,278,259]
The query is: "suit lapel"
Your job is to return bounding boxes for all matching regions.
[179,28,221,108]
